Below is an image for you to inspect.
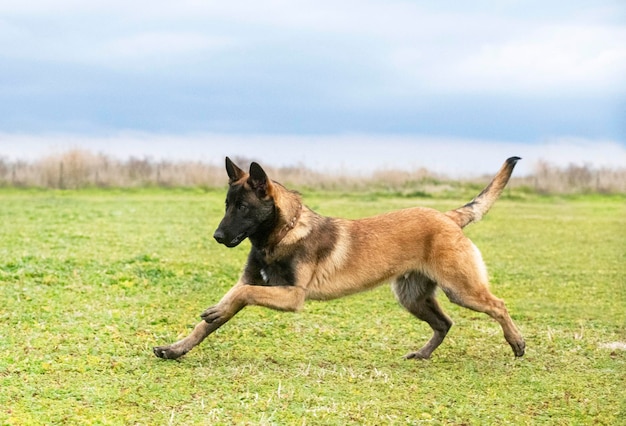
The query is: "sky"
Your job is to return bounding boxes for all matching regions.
[1,1,625,175]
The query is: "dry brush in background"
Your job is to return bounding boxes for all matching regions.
[1,149,625,194]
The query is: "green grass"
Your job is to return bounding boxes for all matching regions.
[1,188,624,425]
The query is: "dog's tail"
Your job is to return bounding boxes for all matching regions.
[445,157,521,229]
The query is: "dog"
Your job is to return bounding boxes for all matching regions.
[153,157,525,360]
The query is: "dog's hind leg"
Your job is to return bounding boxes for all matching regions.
[437,245,525,357]
[392,272,453,360]
[442,285,525,357]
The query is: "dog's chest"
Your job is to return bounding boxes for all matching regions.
[246,249,297,287]
[257,261,295,286]
[260,268,270,283]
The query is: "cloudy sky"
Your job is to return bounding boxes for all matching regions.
[1,1,625,175]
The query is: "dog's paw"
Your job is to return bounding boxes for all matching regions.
[510,339,526,357]
[403,350,431,360]
[153,345,186,360]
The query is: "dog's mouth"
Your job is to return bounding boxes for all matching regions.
[223,232,247,248]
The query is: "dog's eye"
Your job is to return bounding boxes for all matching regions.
[238,203,249,212]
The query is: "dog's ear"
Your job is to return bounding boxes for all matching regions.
[225,157,245,183]
[248,162,273,198]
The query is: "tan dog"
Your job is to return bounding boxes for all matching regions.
[154,157,525,360]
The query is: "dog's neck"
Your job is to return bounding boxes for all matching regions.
[256,202,302,258]
[275,202,302,245]
[272,203,302,246]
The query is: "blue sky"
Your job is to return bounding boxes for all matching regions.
[1,1,625,174]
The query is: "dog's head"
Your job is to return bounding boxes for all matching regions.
[213,157,277,248]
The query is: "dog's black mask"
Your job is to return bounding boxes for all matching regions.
[213,158,276,248]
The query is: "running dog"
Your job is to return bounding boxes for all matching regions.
[154,157,525,360]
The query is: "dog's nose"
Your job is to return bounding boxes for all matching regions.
[213,229,226,244]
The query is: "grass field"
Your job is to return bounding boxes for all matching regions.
[1,188,624,425]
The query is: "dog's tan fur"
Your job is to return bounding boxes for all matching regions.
[154,157,525,360]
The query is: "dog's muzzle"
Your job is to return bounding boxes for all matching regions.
[213,229,246,247]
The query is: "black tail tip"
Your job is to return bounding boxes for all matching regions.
[506,156,522,166]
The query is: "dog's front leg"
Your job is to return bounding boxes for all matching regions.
[200,283,306,322]
[153,320,219,360]
[154,283,306,360]
[153,283,247,360]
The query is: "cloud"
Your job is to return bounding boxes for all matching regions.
[386,20,626,95]
[451,25,626,94]
[0,1,623,138]
[96,32,235,70]
[3,1,624,95]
